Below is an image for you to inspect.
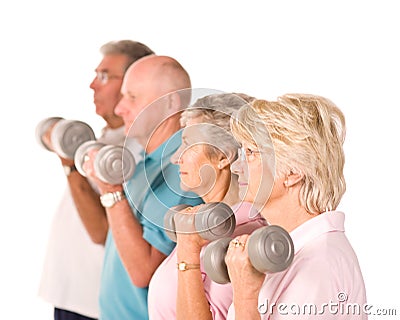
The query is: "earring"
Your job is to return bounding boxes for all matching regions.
[217,164,222,169]
[284,180,289,187]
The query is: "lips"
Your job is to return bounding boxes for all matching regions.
[238,181,248,186]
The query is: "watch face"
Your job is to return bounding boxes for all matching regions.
[101,193,115,208]
[178,262,186,271]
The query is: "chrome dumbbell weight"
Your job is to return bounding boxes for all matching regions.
[164,202,236,242]
[74,140,136,185]
[35,117,64,151]
[35,117,96,159]
[203,225,294,284]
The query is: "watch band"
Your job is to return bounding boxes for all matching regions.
[177,261,200,271]
[100,190,126,208]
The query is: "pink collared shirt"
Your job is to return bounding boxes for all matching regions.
[227,211,367,319]
[148,202,267,320]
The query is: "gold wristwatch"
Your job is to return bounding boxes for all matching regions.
[177,261,200,271]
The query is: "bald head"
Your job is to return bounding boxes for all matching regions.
[127,55,191,99]
[116,55,192,151]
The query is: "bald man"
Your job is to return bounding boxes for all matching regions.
[85,55,202,319]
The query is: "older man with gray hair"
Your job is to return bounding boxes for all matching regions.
[38,40,154,320]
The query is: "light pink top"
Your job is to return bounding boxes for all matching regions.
[148,202,267,320]
[227,211,368,320]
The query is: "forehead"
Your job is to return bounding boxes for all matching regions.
[121,63,161,103]
[95,54,128,73]
[182,122,211,145]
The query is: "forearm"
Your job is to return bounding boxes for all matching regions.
[176,243,212,320]
[67,170,108,245]
[106,199,166,287]
[225,234,265,320]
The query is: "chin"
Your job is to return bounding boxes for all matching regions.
[238,190,253,203]
[180,181,190,192]
[238,191,247,201]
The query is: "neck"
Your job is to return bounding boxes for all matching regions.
[261,186,315,232]
[145,117,181,154]
[202,170,239,206]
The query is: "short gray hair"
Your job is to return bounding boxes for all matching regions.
[100,40,154,72]
[181,92,254,161]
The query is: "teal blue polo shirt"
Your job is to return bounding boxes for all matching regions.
[99,130,202,320]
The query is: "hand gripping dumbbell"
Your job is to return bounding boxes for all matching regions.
[202,225,294,284]
[74,140,136,185]
[36,117,96,159]
[164,202,236,242]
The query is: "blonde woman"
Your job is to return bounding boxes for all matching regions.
[225,94,367,319]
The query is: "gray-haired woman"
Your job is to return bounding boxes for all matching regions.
[148,92,267,320]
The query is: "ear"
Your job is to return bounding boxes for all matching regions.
[217,148,237,169]
[167,92,182,112]
[217,158,231,170]
[284,169,304,187]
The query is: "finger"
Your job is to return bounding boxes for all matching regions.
[237,234,250,249]
[229,234,249,249]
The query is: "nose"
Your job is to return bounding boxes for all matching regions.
[230,157,242,175]
[89,76,98,90]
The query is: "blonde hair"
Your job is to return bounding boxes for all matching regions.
[231,93,346,214]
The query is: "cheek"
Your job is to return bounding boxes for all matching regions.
[251,164,275,206]
[100,87,120,105]
[183,155,201,176]
[180,152,203,182]
[126,107,141,125]
[248,168,260,195]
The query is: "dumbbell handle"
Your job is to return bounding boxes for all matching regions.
[203,225,294,284]
[164,202,236,242]
[35,117,64,151]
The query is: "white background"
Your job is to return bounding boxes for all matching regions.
[1,0,399,319]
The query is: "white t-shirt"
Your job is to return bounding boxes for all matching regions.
[38,126,143,318]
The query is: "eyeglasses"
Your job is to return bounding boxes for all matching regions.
[238,147,262,162]
[95,71,123,85]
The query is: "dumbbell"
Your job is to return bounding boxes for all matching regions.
[36,117,96,159]
[164,202,236,242]
[74,140,136,185]
[202,225,294,284]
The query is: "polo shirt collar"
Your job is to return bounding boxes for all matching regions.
[231,202,261,225]
[144,129,183,163]
[290,211,345,254]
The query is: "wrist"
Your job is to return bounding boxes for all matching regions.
[177,246,201,263]
[177,261,200,272]
[99,184,124,195]
[63,164,77,177]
